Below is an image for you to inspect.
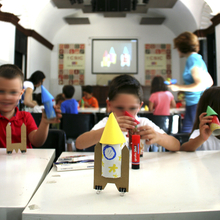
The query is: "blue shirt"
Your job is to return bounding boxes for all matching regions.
[183,53,208,106]
[61,99,78,114]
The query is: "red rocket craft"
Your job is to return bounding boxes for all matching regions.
[206,106,220,136]
[124,111,140,124]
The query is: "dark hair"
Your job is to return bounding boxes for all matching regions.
[35,93,43,106]
[83,85,93,94]
[150,75,168,94]
[191,86,220,133]
[62,85,75,99]
[108,74,143,103]
[55,93,65,104]
[0,64,24,83]
[27,70,45,90]
[174,32,199,53]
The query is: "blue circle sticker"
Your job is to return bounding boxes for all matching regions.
[103,145,116,160]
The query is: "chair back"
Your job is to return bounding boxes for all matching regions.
[138,113,181,134]
[144,114,173,134]
[95,112,109,124]
[32,129,66,162]
[60,113,95,140]
[31,113,42,127]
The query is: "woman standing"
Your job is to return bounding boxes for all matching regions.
[169,32,213,133]
[23,70,45,108]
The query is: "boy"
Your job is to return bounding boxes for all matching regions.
[60,85,78,151]
[78,85,99,108]
[0,64,61,148]
[75,74,180,151]
[61,85,78,114]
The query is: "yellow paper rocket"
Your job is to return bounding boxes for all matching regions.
[100,113,126,179]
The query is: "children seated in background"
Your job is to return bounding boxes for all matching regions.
[78,85,99,108]
[149,75,176,115]
[181,87,220,151]
[61,85,78,114]
[75,74,180,151]
[60,85,78,151]
[32,93,44,113]
[0,64,61,148]
[55,93,65,108]
[51,93,65,129]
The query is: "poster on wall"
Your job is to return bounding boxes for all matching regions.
[58,44,85,85]
[144,44,171,85]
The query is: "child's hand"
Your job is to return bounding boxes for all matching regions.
[199,112,212,141]
[42,105,62,124]
[137,125,161,145]
[84,101,90,107]
[116,116,137,132]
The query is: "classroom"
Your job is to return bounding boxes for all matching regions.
[0,0,220,219]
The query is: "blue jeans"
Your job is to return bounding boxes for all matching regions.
[181,104,197,133]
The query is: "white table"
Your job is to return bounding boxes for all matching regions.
[0,148,55,220]
[139,107,185,115]
[78,108,100,113]
[23,151,220,220]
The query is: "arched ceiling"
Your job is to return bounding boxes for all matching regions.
[0,0,218,41]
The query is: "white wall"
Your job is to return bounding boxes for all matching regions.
[215,24,220,86]
[50,14,181,99]
[27,37,51,93]
[0,21,15,64]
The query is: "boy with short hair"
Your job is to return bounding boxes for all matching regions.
[0,64,61,148]
[61,85,78,114]
[75,74,180,151]
[78,85,99,108]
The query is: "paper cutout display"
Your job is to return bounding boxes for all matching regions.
[164,78,177,85]
[94,113,129,193]
[41,85,56,119]
[6,123,27,153]
[206,106,220,136]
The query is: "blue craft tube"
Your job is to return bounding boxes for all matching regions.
[44,100,56,119]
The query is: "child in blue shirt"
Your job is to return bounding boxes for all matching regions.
[61,85,78,114]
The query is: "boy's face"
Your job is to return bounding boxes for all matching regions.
[107,93,142,117]
[83,91,92,99]
[0,77,24,116]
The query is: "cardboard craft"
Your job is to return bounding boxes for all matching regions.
[6,123,27,153]
[94,143,129,192]
[94,112,129,192]
[206,106,220,136]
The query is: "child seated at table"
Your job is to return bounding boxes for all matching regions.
[55,93,65,108]
[149,75,176,115]
[75,74,180,151]
[180,87,220,151]
[0,64,61,148]
[78,85,99,108]
[32,93,44,113]
[61,85,78,114]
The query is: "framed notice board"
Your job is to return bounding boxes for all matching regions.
[58,44,85,85]
[145,44,171,85]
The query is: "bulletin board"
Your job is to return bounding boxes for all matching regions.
[144,44,171,85]
[58,44,85,85]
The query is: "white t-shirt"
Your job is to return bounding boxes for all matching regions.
[190,129,220,150]
[22,81,35,112]
[23,81,34,90]
[92,116,165,150]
